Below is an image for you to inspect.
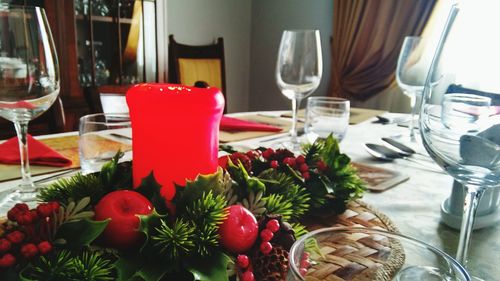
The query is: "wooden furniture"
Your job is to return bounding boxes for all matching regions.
[168,35,227,112]
[13,0,161,132]
[0,97,66,140]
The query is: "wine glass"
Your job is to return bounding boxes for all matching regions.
[396,36,433,142]
[276,30,322,150]
[420,3,499,279]
[0,5,60,205]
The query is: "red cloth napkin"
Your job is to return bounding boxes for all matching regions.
[0,135,72,167]
[220,116,282,132]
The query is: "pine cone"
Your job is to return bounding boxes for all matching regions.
[252,245,289,281]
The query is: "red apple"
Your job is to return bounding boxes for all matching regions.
[219,205,258,253]
[94,190,153,250]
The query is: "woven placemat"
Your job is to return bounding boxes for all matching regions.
[301,200,404,281]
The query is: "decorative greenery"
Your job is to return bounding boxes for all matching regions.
[38,173,103,206]
[21,250,115,281]
[1,136,366,281]
[151,218,195,262]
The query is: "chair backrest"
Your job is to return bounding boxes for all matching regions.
[84,85,131,114]
[168,35,227,112]
[0,97,66,139]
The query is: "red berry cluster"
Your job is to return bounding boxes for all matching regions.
[263,148,311,180]
[0,202,58,269]
[221,152,253,172]
[237,254,254,281]
[298,252,311,276]
[259,219,280,255]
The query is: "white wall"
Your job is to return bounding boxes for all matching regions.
[166,0,332,112]
[249,0,333,111]
[167,0,252,113]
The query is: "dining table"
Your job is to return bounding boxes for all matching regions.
[0,110,498,280]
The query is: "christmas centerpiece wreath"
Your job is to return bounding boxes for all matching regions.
[0,135,366,281]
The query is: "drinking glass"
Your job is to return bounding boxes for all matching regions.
[420,3,499,279]
[276,30,322,150]
[396,36,431,141]
[304,97,349,142]
[288,227,470,281]
[0,5,60,204]
[79,113,132,174]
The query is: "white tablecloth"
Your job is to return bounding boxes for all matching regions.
[0,111,498,279]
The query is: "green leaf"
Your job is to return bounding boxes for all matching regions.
[137,209,164,251]
[136,172,167,214]
[115,255,145,281]
[134,261,171,281]
[55,218,109,250]
[173,168,228,212]
[185,252,231,281]
[100,151,124,190]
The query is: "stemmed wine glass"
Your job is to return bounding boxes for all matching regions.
[0,5,60,205]
[276,30,322,150]
[396,36,430,141]
[420,3,499,280]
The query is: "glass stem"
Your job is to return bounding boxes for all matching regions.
[14,121,35,191]
[408,91,417,141]
[290,97,302,145]
[456,184,484,266]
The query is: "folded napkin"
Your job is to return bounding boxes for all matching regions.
[0,135,72,167]
[220,116,282,132]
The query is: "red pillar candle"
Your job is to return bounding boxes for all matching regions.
[126,83,225,200]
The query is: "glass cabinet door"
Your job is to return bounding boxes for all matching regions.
[74,0,157,87]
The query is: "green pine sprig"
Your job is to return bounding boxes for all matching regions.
[185,191,228,227]
[21,250,115,281]
[290,222,308,239]
[152,218,195,262]
[263,194,293,220]
[193,224,220,257]
[38,173,104,206]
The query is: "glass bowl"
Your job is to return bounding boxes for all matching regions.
[287,227,470,281]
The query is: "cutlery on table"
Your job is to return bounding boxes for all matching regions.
[33,168,80,185]
[381,137,432,159]
[364,143,444,174]
[374,115,409,125]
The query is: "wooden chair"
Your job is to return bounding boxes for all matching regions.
[84,85,132,114]
[0,97,66,139]
[168,35,227,112]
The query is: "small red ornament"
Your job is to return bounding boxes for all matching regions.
[36,203,54,218]
[15,211,33,225]
[299,267,308,276]
[6,231,25,244]
[316,160,327,171]
[262,148,274,159]
[296,155,306,165]
[37,241,53,255]
[241,270,255,281]
[0,239,11,253]
[260,229,274,242]
[237,254,250,269]
[260,241,273,255]
[270,160,279,169]
[50,201,60,212]
[14,203,29,212]
[20,243,38,259]
[302,172,311,180]
[299,163,309,173]
[218,205,258,253]
[266,219,280,233]
[0,254,16,268]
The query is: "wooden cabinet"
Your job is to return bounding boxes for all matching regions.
[42,0,162,131]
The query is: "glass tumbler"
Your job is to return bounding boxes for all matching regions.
[79,113,132,174]
[304,97,350,142]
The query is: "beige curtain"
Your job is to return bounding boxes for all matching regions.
[330,0,436,101]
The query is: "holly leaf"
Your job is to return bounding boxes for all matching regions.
[133,261,172,281]
[55,218,109,250]
[173,168,228,211]
[115,255,144,281]
[136,172,167,214]
[137,209,165,251]
[185,252,231,281]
